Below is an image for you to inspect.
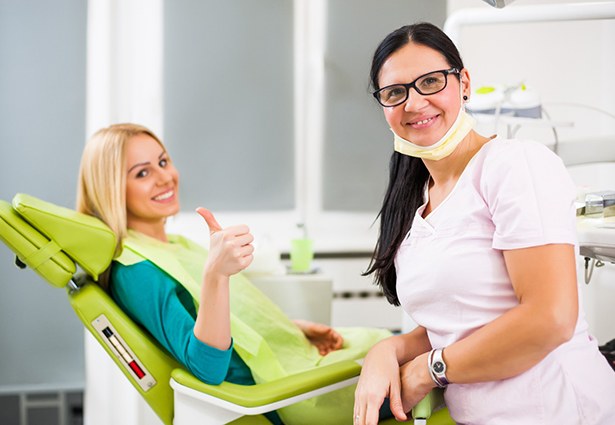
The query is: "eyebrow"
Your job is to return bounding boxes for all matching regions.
[127,150,167,174]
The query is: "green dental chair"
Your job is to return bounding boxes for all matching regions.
[0,193,453,425]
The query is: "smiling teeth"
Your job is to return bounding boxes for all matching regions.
[414,117,433,125]
[154,191,174,201]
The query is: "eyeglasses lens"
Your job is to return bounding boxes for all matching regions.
[416,72,447,95]
[378,86,407,107]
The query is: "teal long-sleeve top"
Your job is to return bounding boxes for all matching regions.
[110,259,254,385]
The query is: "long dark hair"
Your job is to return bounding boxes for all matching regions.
[364,22,465,306]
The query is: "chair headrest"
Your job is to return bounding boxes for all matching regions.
[10,194,116,283]
[0,199,76,287]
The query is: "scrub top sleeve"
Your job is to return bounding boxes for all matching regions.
[482,140,577,250]
[110,260,233,384]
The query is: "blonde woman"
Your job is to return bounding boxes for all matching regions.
[76,123,392,425]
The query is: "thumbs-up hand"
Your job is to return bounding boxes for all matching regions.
[196,207,254,277]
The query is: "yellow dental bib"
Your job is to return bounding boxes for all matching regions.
[116,230,391,425]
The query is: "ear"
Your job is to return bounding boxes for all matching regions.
[460,68,472,101]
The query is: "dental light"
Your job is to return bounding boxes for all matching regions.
[481,0,516,7]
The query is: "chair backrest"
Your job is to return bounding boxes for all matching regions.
[0,194,180,425]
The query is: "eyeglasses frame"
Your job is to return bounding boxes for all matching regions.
[373,67,461,108]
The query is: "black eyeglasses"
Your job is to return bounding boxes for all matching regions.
[373,68,460,107]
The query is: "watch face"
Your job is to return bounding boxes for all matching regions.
[433,361,445,374]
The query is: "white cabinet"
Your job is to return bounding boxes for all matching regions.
[248,274,333,325]
[308,257,405,331]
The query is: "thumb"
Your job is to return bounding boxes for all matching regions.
[389,383,408,421]
[196,207,222,235]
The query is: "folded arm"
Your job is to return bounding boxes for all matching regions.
[399,243,578,407]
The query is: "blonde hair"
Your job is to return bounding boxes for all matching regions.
[76,122,165,252]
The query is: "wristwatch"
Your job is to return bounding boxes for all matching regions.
[428,348,449,388]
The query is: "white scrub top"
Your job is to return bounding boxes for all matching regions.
[396,137,615,424]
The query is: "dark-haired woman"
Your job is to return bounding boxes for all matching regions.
[353,22,615,425]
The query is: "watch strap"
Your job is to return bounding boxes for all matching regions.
[428,348,449,388]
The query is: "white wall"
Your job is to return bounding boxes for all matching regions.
[0,0,87,395]
[447,0,615,150]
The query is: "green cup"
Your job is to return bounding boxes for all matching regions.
[290,238,313,273]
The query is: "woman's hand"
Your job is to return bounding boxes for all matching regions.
[197,207,254,277]
[293,319,343,355]
[354,338,407,425]
[194,208,253,349]
[399,352,436,413]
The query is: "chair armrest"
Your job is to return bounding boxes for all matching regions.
[171,359,361,409]
[171,361,443,421]
[411,387,445,419]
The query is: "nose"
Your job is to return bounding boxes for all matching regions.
[403,88,428,112]
[156,168,174,185]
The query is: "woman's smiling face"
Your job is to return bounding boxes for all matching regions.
[378,42,468,147]
[125,133,180,231]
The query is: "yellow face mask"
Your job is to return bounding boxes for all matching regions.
[392,96,476,161]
